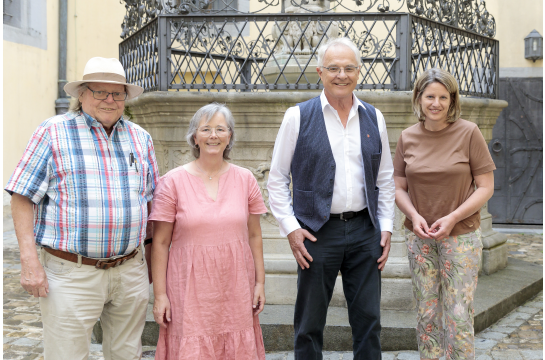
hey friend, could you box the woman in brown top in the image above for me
[393,68,495,360]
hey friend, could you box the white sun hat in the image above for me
[64,57,144,100]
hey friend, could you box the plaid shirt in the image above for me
[5,111,159,258]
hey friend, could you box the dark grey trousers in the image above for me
[294,210,383,360]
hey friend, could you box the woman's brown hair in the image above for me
[412,68,461,123]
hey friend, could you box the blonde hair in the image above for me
[68,83,88,113]
[412,68,461,123]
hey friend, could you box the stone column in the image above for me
[126,90,507,310]
[458,97,510,275]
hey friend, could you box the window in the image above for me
[3,0,21,28]
[3,0,47,49]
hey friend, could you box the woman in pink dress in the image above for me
[149,103,267,359]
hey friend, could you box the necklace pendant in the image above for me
[209,176,212,180]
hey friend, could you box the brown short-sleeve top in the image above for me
[393,119,496,236]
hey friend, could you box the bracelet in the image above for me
[144,238,153,246]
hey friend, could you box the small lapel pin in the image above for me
[367,134,370,138]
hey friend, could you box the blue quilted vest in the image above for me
[291,96,382,232]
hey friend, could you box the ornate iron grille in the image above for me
[120,19,160,91]
[119,13,498,97]
[120,0,495,38]
[411,16,498,97]
[118,0,499,98]
[163,14,401,91]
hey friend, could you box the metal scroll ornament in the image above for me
[120,0,161,39]
[458,0,496,37]
[120,0,496,39]
[407,0,495,37]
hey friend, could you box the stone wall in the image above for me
[126,91,508,309]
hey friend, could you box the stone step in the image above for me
[263,254,411,278]
[93,258,543,351]
[262,235,409,259]
[262,237,292,255]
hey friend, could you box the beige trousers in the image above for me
[39,246,149,360]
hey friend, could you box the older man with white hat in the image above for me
[5,57,159,359]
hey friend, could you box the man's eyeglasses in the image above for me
[198,125,231,137]
[87,87,128,101]
[321,66,360,75]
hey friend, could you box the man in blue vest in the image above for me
[267,37,396,359]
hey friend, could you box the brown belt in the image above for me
[43,247,139,270]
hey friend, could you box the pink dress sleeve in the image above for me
[248,173,268,215]
[149,174,178,222]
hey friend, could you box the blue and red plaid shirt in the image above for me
[5,111,159,258]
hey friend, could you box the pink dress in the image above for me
[149,164,268,360]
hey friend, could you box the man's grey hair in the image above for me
[316,37,362,67]
[186,103,236,160]
[68,83,89,113]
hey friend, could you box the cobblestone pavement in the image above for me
[505,233,543,266]
[3,229,543,360]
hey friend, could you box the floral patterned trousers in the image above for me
[405,229,482,360]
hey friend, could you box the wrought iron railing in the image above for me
[120,0,496,38]
[119,12,498,98]
[120,19,160,91]
[410,16,497,96]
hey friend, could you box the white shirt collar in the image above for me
[319,90,366,115]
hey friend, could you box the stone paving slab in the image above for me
[505,234,543,266]
[3,228,543,360]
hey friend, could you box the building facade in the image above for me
[3,0,543,224]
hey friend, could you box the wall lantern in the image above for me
[524,30,543,62]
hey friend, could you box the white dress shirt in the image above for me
[267,91,395,237]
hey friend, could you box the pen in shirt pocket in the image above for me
[129,153,139,173]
